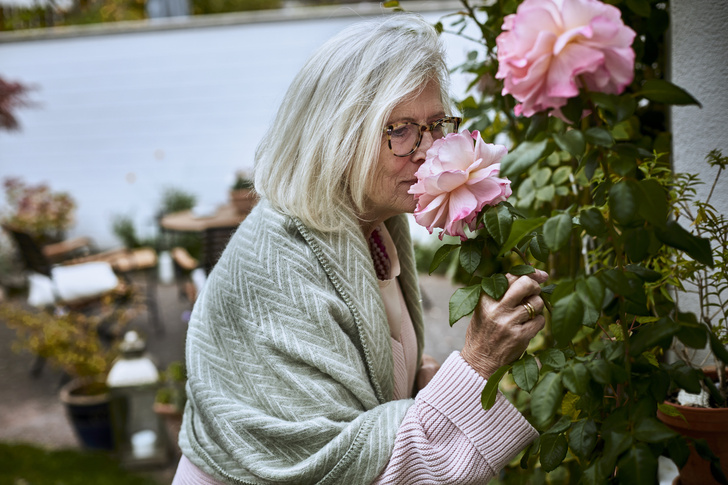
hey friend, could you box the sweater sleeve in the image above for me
[373,352,538,484]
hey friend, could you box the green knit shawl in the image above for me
[179,200,424,484]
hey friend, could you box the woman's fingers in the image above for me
[519,294,545,322]
[501,274,542,308]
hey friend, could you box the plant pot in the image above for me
[154,402,183,458]
[59,377,114,451]
[657,368,728,485]
[229,189,257,215]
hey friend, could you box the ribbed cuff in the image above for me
[416,351,538,472]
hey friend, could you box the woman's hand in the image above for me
[460,270,548,379]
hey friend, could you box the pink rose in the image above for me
[409,130,512,240]
[495,0,636,118]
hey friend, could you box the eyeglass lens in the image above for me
[389,120,457,156]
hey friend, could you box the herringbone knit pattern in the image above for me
[179,201,424,484]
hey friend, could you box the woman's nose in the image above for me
[412,131,434,163]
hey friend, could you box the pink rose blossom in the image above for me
[409,130,511,240]
[495,0,636,118]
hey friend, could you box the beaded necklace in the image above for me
[368,227,391,281]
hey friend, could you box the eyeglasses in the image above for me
[383,116,461,157]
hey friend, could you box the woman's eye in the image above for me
[391,126,411,139]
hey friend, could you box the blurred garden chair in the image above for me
[2,224,162,346]
[171,246,206,304]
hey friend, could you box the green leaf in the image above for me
[624,228,650,262]
[611,152,637,177]
[481,364,511,410]
[540,433,568,472]
[545,415,573,435]
[382,0,400,6]
[579,207,607,237]
[533,166,552,187]
[520,442,534,469]
[616,444,658,485]
[709,331,728,366]
[562,362,590,395]
[561,95,584,124]
[676,321,708,349]
[588,359,612,385]
[580,275,607,310]
[525,112,549,140]
[481,273,509,300]
[616,95,637,123]
[655,220,714,266]
[633,418,679,443]
[552,166,572,185]
[625,264,661,282]
[609,180,640,225]
[637,179,669,228]
[580,462,605,485]
[637,79,702,107]
[459,239,482,274]
[585,126,614,147]
[531,373,563,427]
[501,140,549,178]
[539,348,566,369]
[630,319,681,356]
[529,233,549,263]
[664,360,703,394]
[543,213,572,251]
[704,373,726,406]
[658,402,687,421]
[552,293,584,346]
[429,244,458,274]
[666,436,691,469]
[509,264,536,276]
[449,284,481,325]
[626,0,651,17]
[512,354,539,392]
[569,419,598,460]
[554,130,586,158]
[600,268,647,307]
[498,216,547,256]
[485,204,512,246]
[581,149,600,181]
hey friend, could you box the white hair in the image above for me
[253,12,453,232]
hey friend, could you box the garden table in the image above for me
[159,203,248,274]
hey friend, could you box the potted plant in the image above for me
[0,292,142,450]
[1,177,77,246]
[387,0,728,483]
[229,171,257,215]
[154,360,187,456]
[654,150,728,485]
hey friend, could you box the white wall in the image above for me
[0,2,473,248]
[671,0,728,207]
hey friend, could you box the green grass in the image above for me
[0,443,163,485]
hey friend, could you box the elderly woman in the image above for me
[173,12,546,485]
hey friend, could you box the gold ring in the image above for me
[522,301,536,320]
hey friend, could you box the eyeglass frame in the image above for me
[383,116,462,157]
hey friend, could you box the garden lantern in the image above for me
[107,330,169,467]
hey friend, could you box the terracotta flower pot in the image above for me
[657,368,728,485]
